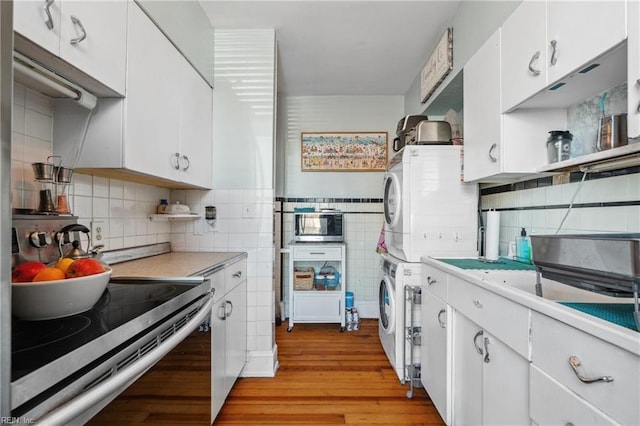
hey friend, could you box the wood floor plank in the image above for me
[88,319,445,425]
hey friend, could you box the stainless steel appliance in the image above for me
[10,216,214,423]
[531,233,640,331]
[393,115,428,152]
[294,210,344,242]
[406,120,452,145]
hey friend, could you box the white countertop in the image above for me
[422,256,640,356]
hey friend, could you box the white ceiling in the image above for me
[198,1,462,96]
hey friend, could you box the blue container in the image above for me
[345,291,354,309]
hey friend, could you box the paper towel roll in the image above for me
[485,210,500,261]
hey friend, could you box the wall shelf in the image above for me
[537,142,640,173]
[148,214,201,222]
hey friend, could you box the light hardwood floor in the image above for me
[89,319,445,425]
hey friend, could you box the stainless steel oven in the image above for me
[9,216,215,424]
[294,211,343,242]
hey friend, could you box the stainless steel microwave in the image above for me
[294,211,344,242]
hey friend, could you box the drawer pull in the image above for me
[427,276,437,286]
[309,252,325,255]
[568,356,614,383]
[473,330,484,355]
[437,309,446,328]
[473,299,483,309]
[483,336,491,363]
[232,271,242,279]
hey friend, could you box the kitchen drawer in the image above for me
[225,259,247,293]
[422,264,448,302]
[531,312,640,425]
[293,246,342,260]
[293,292,342,322]
[530,365,617,426]
[449,277,530,358]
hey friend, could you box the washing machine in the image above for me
[383,145,479,262]
[378,253,422,383]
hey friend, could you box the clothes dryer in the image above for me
[378,253,422,383]
[383,145,479,262]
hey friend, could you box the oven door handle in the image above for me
[36,292,214,425]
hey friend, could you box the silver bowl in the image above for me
[32,162,55,181]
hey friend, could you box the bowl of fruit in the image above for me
[11,257,112,320]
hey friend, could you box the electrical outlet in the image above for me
[91,220,105,242]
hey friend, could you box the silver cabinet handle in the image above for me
[550,39,558,66]
[473,299,484,309]
[427,276,437,286]
[217,304,227,320]
[225,300,234,317]
[180,155,190,171]
[437,309,446,328]
[528,51,541,76]
[173,153,181,170]
[473,330,484,355]
[232,271,243,279]
[43,0,55,30]
[69,15,87,45]
[568,356,613,383]
[488,143,498,162]
[483,336,491,363]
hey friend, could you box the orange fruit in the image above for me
[32,267,66,282]
[55,258,75,274]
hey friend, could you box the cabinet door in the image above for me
[14,0,61,55]
[547,1,626,84]
[421,293,450,425]
[452,313,483,425]
[178,57,213,188]
[59,1,127,95]
[211,297,226,422]
[628,0,640,140]
[482,330,530,425]
[124,3,181,181]
[463,29,502,182]
[500,1,547,112]
[224,281,247,396]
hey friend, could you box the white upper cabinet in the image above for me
[463,29,567,182]
[628,0,640,140]
[501,0,626,112]
[546,1,626,84]
[14,0,127,95]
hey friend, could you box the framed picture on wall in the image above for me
[301,132,388,171]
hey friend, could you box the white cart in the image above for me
[287,241,346,332]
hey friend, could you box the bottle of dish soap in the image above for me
[516,228,532,264]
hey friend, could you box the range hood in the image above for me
[13,51,97,110]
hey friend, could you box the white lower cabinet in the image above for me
[209,259,247,423]
[452,313,530,426]
[421,291,451,425]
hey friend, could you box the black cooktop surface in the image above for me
[11,281,197,382]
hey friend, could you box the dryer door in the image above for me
[378,275,396,334]
[383,170,402,231]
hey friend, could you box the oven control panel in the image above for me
[12,215,79,265]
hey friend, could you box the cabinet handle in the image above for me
[483,336,491,363]
[42,0,55,30]
[173,153,181,170]
[427,276,437,286]
[69,15,87,45]
[232,271,242,279]
[568,356,613,383]
[309,252,325,255]
[488,143,498,162]
[437,309,446,328]
[225,300,234,317]
[217,304,227,320]
[473,299,484,309]
[473,330,484,355]
[550,40,558,66]
[180,155,190,171]
[528,51,541,76]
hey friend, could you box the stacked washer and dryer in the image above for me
[378,116,478,396]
